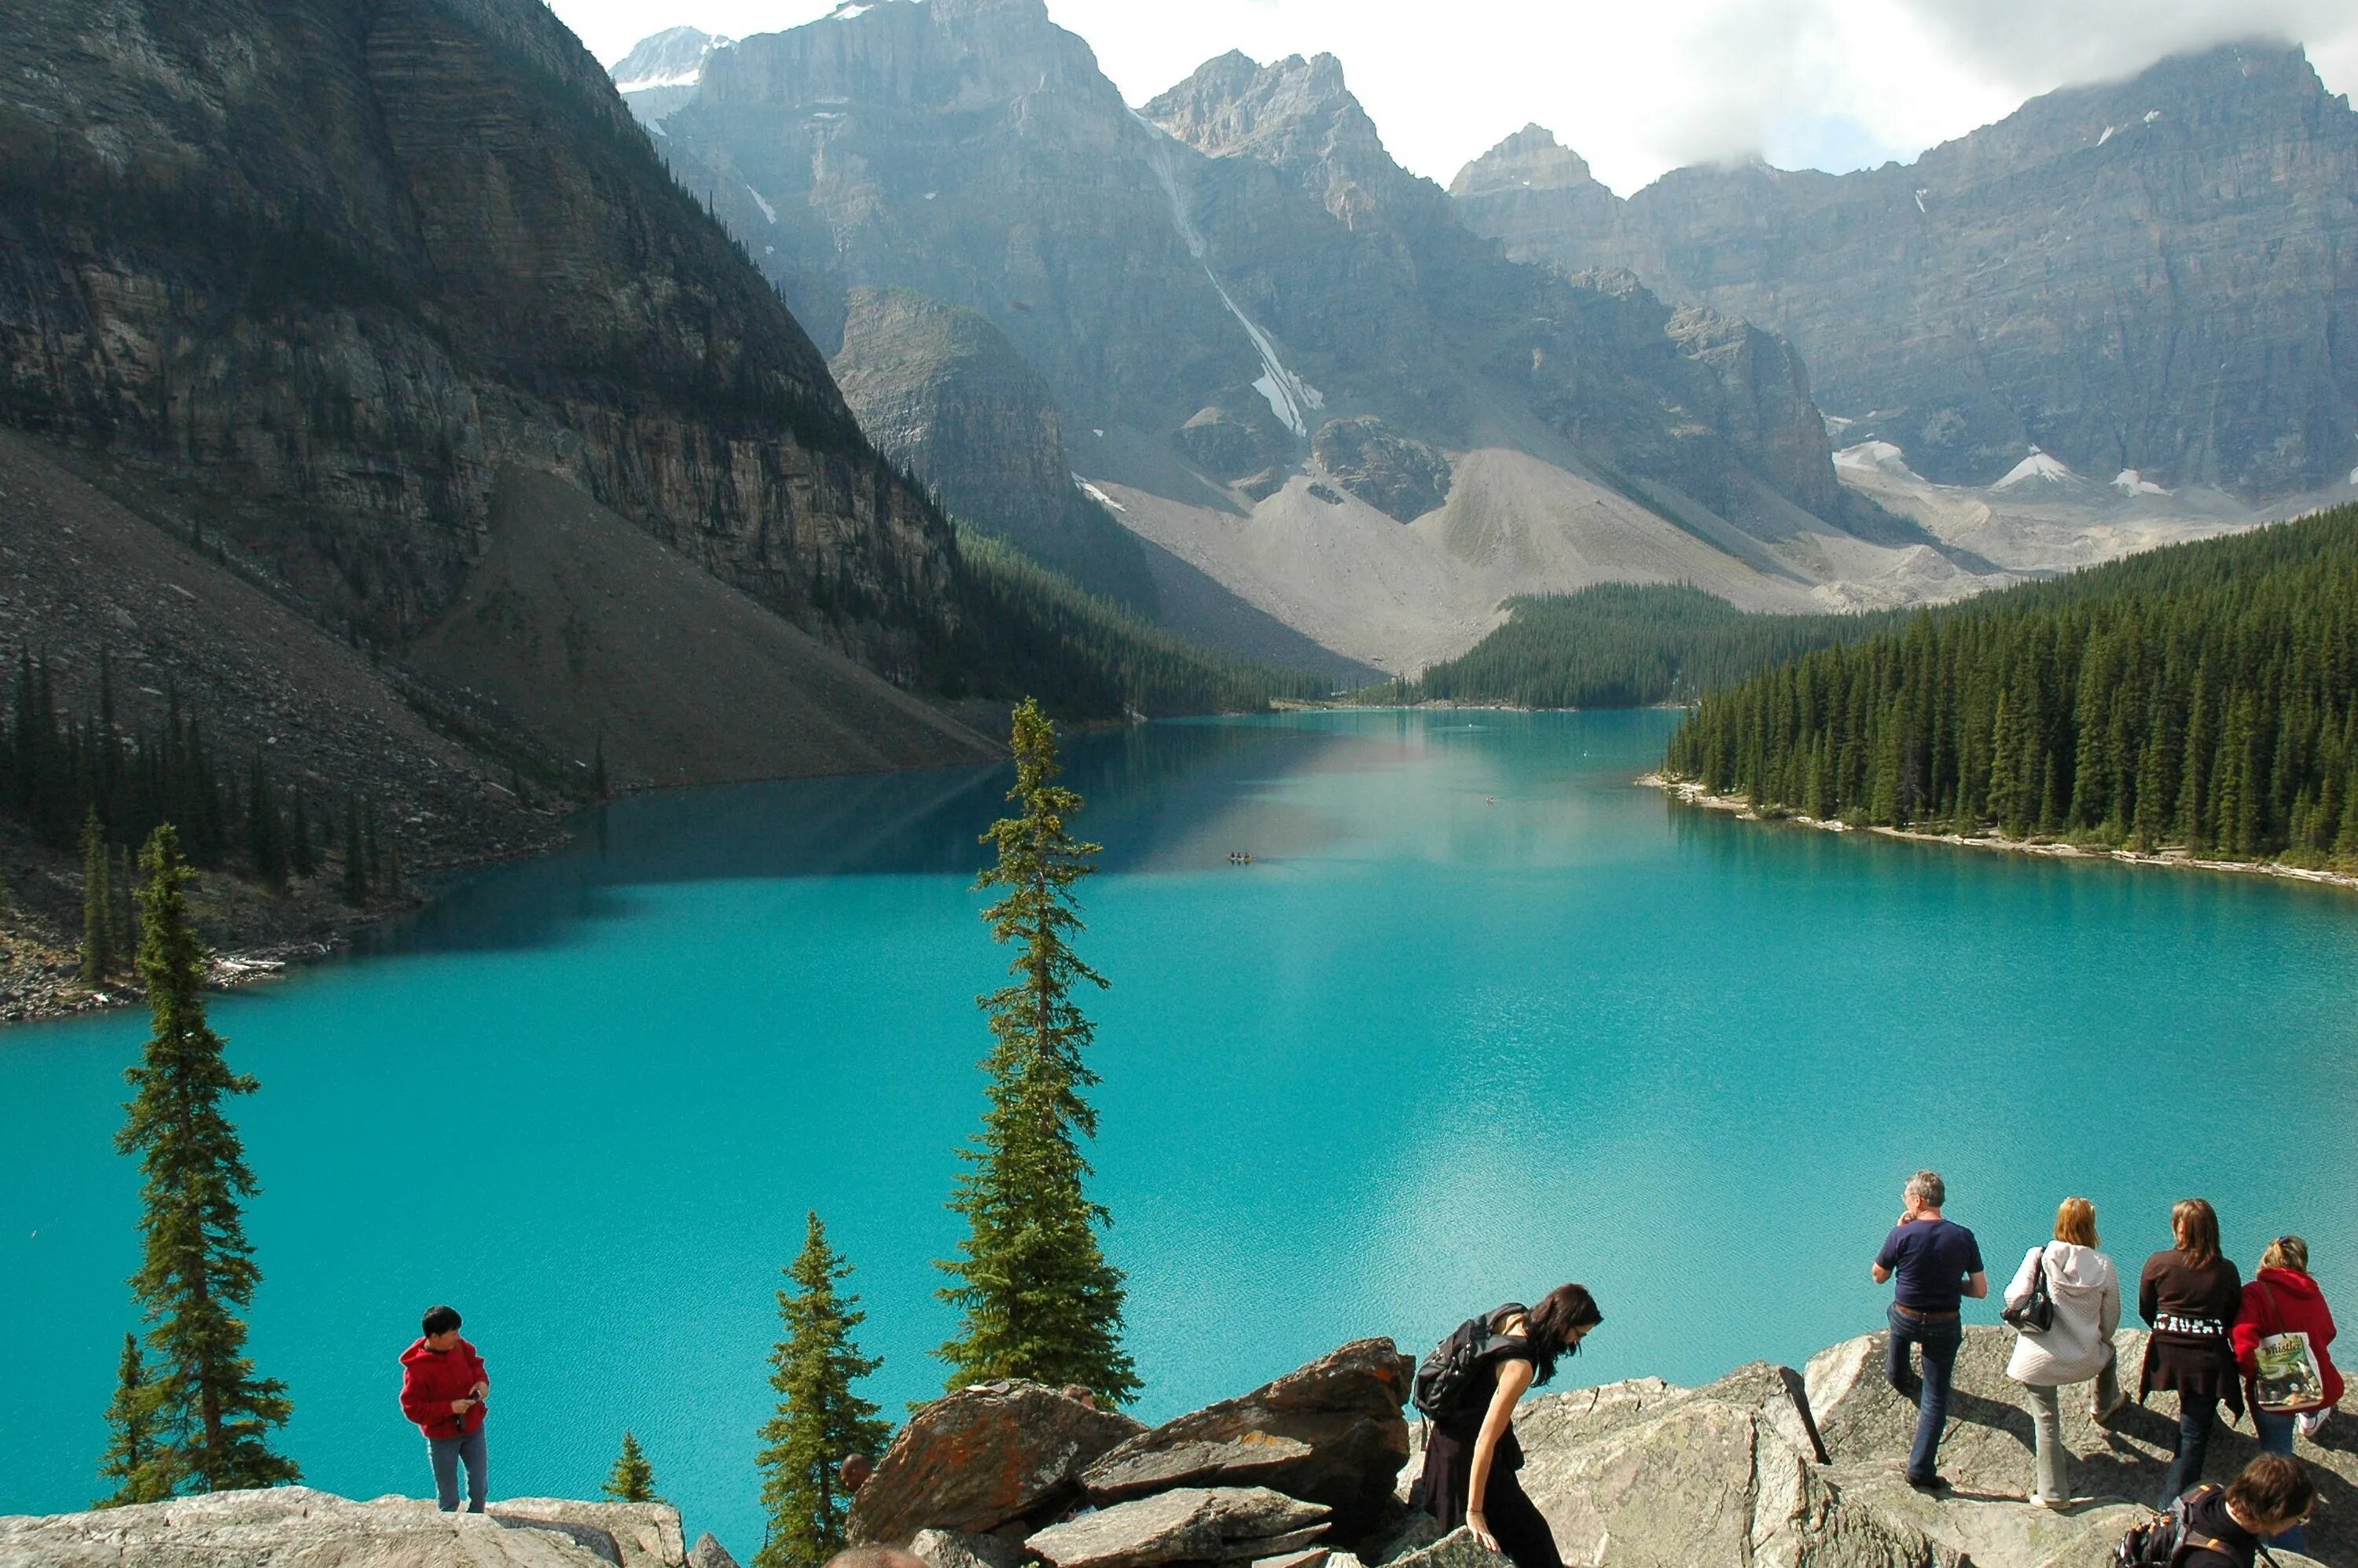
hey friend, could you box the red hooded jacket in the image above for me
[2233,1267,2342,1412]
[399,1336,490,1439]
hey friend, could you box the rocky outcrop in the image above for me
[1084,1339,1413,1540]
[0,1488,689,1568]
[1311,420,1452,523]
[1026,1486,1329,1568]
[1452,45,2358,496]
[848,1379,1147,1547]
[613,27,732,126]
[831,286,1159,609]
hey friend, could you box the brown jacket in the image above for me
[2139,1249,2243,1416]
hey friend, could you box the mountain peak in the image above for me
[610,26,728,92]
[1449,123,1598,199]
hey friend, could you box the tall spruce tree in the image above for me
[94,1331,166,1507]
[116,824,298,1493]
[81,806,116,982]
[603,1430,659,1504]
[756,1213,888,1568]
[937,699,1138,1405]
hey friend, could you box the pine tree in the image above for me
[116,824,298,1493]
[756,1213,889,1568]
[937,700,1139,1405]
[246,755,285,891]
[94,1331,167,1507]
[81,806,116,982]
[602,1430,659,1504]
[288,795,315,880]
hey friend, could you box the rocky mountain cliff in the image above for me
[1453,42,2358,496]
[0,0,960,680]
[632,0,1974,672]
[613,25,730,125]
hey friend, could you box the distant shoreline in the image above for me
[1640,772,2358,895]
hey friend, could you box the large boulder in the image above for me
[0,1487,689,1568]
[1027,1486,1330,1568]
[1084,1341,1413,1540]
[850,1380,1147,1546]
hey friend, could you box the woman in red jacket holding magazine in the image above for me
[2232,1235,2341,1555]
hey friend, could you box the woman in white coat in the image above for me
[2005,1196,2125,1507]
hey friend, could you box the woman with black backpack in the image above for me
[1416,1285,1604,1568]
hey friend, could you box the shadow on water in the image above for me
[363,718,1404,960]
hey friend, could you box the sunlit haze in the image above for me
[547,0,2358,194]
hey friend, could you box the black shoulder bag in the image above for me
[2003,1245,2055,1333]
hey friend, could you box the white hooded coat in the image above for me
[2005,1241,2122,1386]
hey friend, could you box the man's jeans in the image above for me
[1886,1305,1962,1483]
[428,1428,487,1513]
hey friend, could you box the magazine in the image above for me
[2253,1330,2327,1412]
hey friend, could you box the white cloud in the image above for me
[547,0,2358,194]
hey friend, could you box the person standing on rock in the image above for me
[1422,1284,1603,1568]
[399,1304,491,1513]
[2230,1234,2338,1555]
[2004,1196,2124,1508]
[1870,1170,1988,1493]
[2139,1199,2242,1510]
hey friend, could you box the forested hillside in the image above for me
[1364,585,1897,708]
[1662,505,2358,865]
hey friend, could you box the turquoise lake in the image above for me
[6,709,2357,1555]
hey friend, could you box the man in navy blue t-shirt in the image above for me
[1871,1170,1989,1489]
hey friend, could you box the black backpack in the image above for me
[2114,1485,2272,1568]
[1412,1304,1526,1421]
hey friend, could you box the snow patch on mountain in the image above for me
[1993,449,2076,490]
[1834,441,1918,479]
[744,184,777,225]
[2113,468,2169,497]
[1129,108,1323,439]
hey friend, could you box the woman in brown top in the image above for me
[2139,1198,2243,1509]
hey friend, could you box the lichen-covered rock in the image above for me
[1025,1486,1330,1568]
[0,1488,688,1568]
[848,1379,1146,1546]
[1376,1529,1513,1568]
[1084,1340,1412,1539]
[1310,420,1453,523]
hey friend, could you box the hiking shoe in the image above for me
[1906,1474,1952,1494]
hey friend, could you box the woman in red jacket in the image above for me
[399,1304,490,1513]
[2232,1235,2341,1555]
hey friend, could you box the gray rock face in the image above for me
[687,1533,744,1568]
[0,0,960,674]
[0,1488,689,1568]
[912,1527,1026,1568]
[634,3,1886,604]
[848,1379,1148,1546]
[612,27,730,126]
[1311,419,1452,523]
[1025,1486,1330,1568]
[1452,44,2358,496]
[1083,1339,1413,1540]
[831,285,1159,608]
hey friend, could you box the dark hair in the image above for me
[2227,1453,2314,1528]
[1520,1284,1604,1386]
[422,1304,461,1337]
[2172,1199,2222,1268]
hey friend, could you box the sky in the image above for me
[548,0,2358,195]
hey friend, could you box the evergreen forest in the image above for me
[1354,584,1900,709]
[1661,504,2358,865]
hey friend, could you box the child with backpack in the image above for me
[1411,1285,1603,1568]
[2116,1453,2314,1568]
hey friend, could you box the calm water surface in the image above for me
[6,711,2356,1555]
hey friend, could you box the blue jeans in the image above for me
[2158,1400,2213,1511]
[1886,1305,1962,1482]
[2253,1409,2306,1553]
[429,1427,487,1512]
